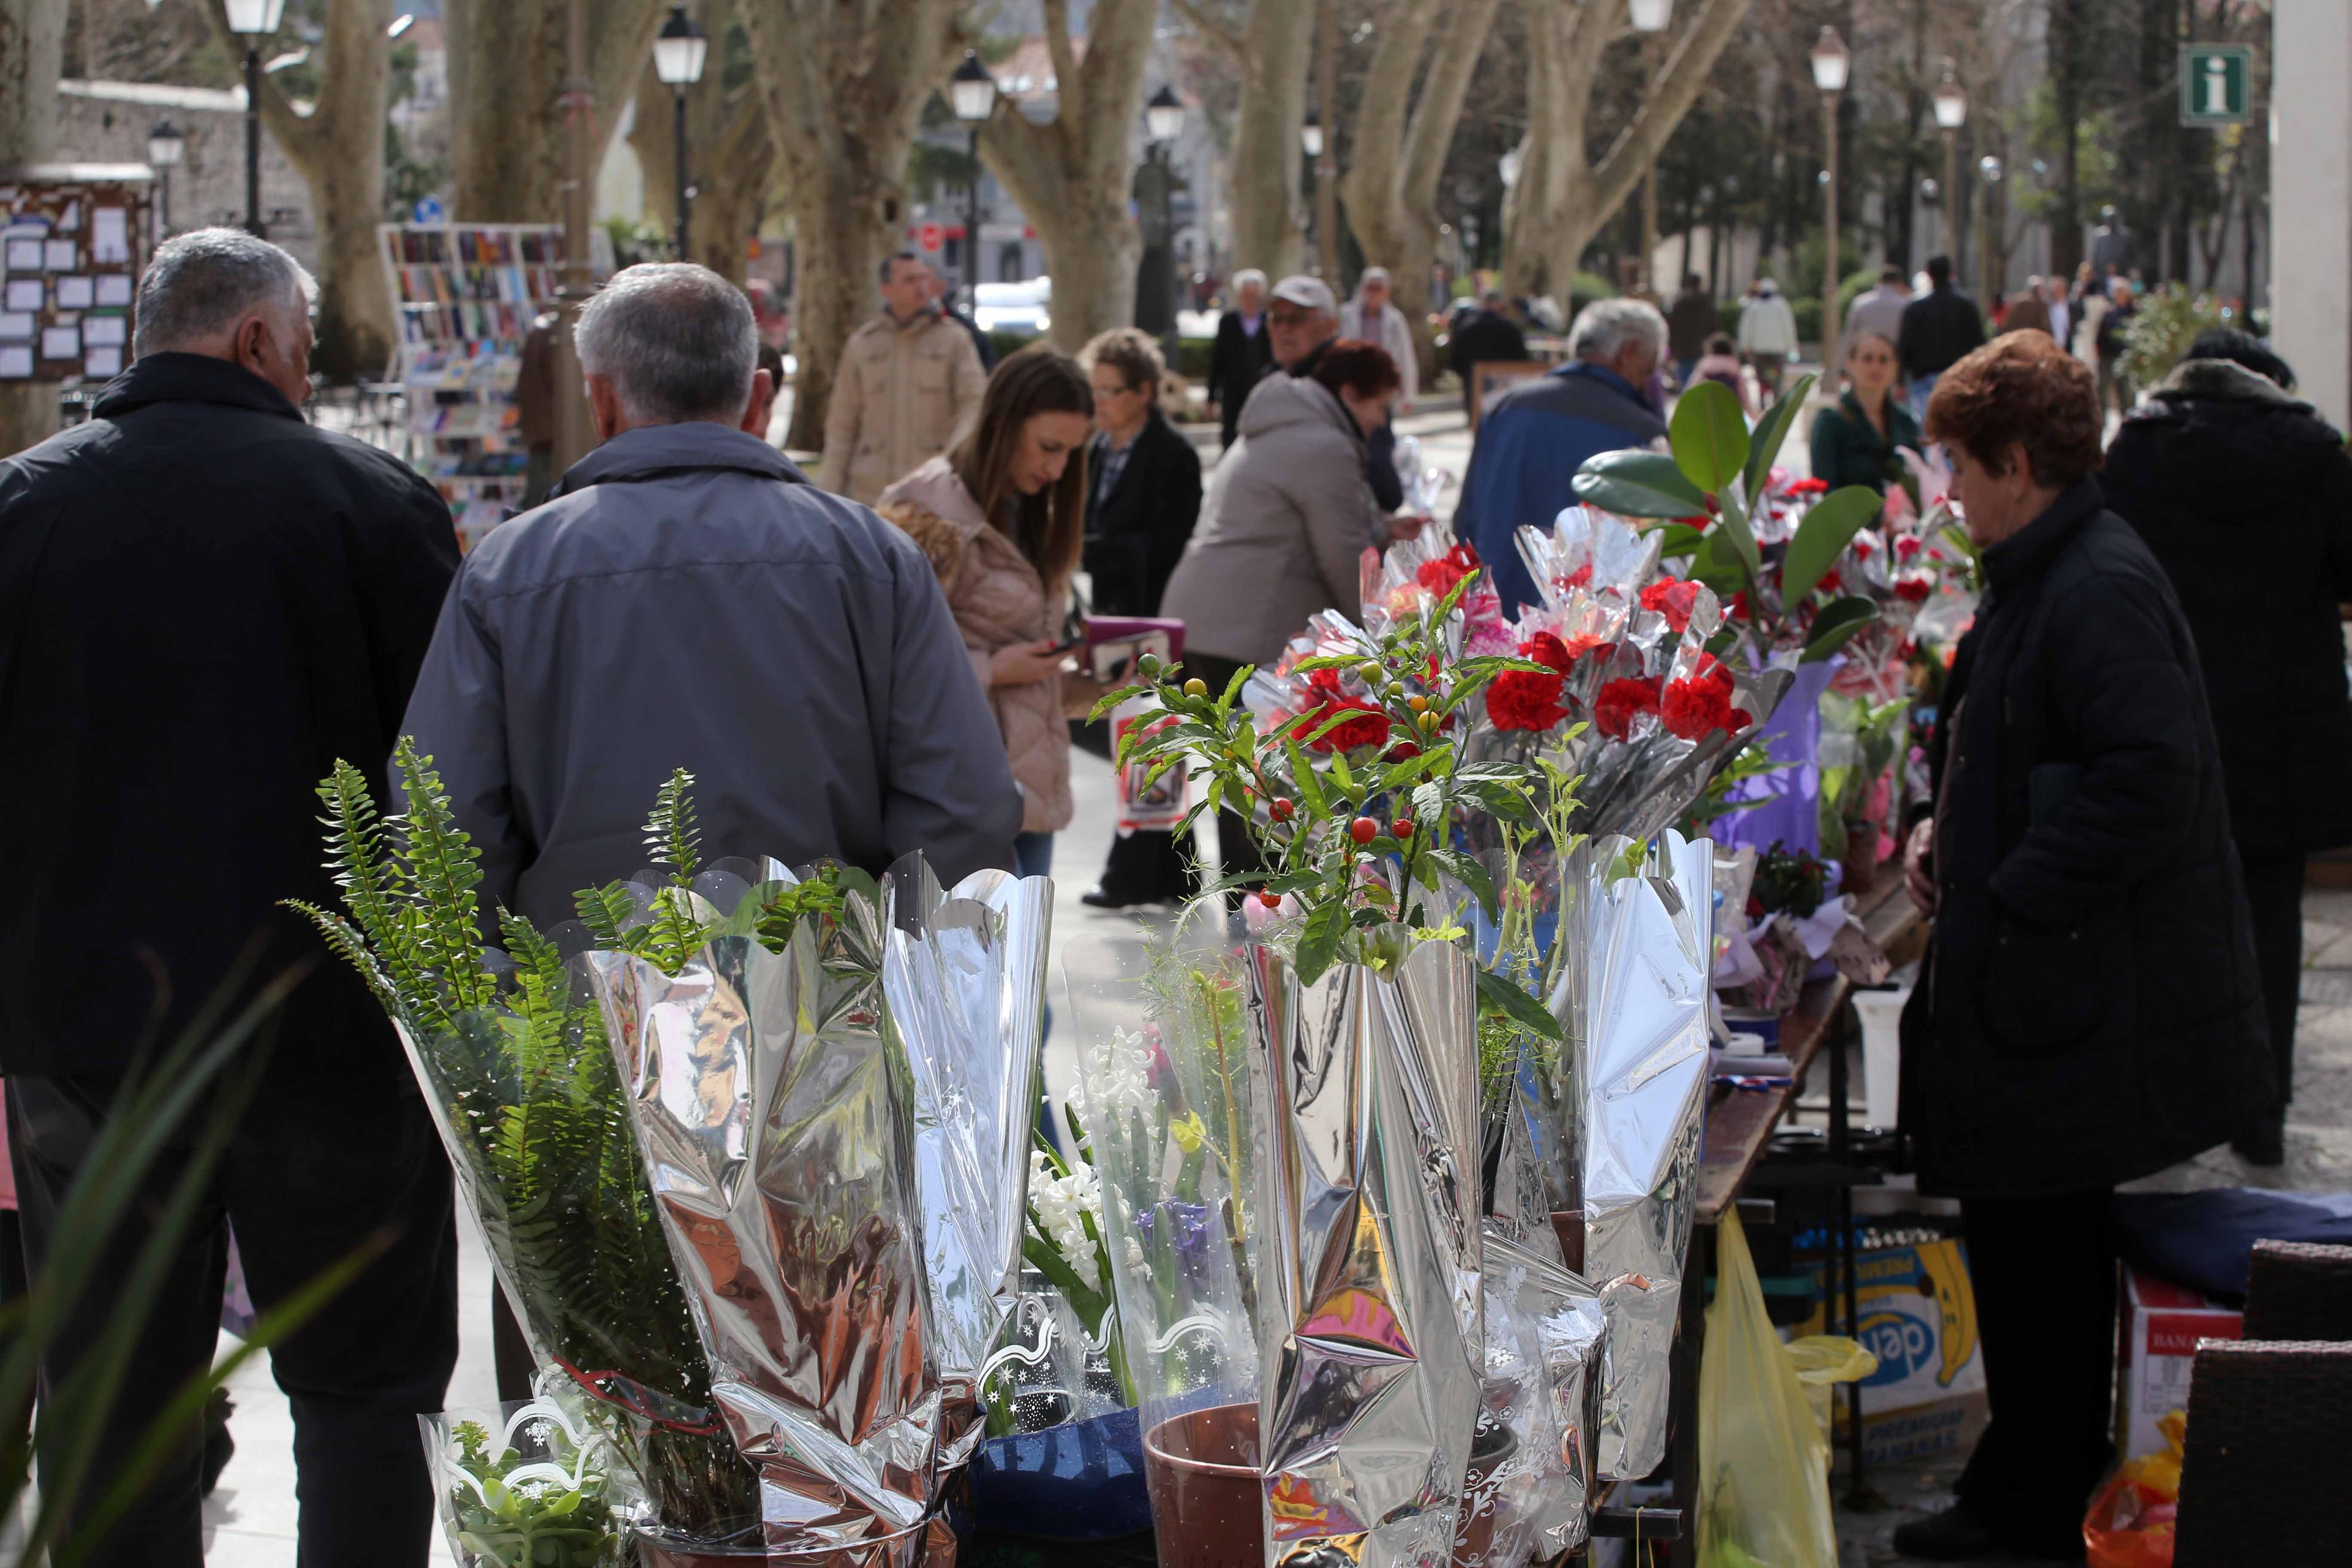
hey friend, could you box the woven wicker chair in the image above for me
[2174,1339,2352,1564]
[2241,1238,2352,1342]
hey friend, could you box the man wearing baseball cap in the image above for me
[1261,273,1401,511]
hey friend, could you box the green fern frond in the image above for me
[388,738,492,1012]
[644,768,701,889]
[574,883,644,953]
[284,900,401,1017]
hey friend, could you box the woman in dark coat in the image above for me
[1894,333,2271,1564]
[2100,329,2352,1166]
[1078,328,1205,908]
[1807,330,1922,494]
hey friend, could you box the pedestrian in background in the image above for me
[1895,331,2268,1564]
[2095,278,2139,415]
[1207,267,1275,453]
[1267,274,1403,513]
[2101,327,2352,1167]
[929,262,997,372]
[1341,266,1420,415]
[1076,328,1204,910]
[1447,287,1531,395]
[1163,342,1404,897]
[1809,332,1920,495]
[2003,276,2052,337]
[0,228,462,1567]
[1665,271,1719,386]
[1735,276,1798,398]
[880,349,1096,881]
[821,249,987,503]
[2043,275,2073,358]
[1844,263,1912,355]
[1691,331,1752,414]
[1896,253,1984,415]
[1455,298,1669,617]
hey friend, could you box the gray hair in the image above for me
[1568,297,1668,367]
[573,262,758,425]
[132,227,315,358]
[1232,268,1268,296]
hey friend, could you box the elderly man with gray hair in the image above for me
[0,227,461,1564]
[401,263,1020,938]
[1453,295,1669,616]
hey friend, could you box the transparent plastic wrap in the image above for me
[1063,910,1265,1568]
[1248,937,1483,1568]
[1458,1226,1610,1567]
[1581,829,1713,1481]
[587,854,1047,1561]
[421,1380,641,1568]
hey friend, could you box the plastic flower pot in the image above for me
[631,1512,937,1567]
[1450,1410,1521,1567]
[1142,1401,1262,1568]
[971,1405,1153,1539]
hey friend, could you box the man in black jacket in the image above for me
[2101,330,2352,1165]
[0,229,461,1566]
[1447,288,1531,395]
[1205,268,1273,453]
[1895,333,2268,1563]
[1896,254,1984,414]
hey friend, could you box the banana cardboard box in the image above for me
[2117,1267,2239,1464]
[1798,1235,1987,1468]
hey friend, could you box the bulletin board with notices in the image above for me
[0,164,152,386]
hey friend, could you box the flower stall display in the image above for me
[425,1382,633,1568]
[298,746,1047,1565]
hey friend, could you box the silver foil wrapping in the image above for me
[1580,830,1712,1481]
[1460,1226,1610,1565]
[1247,938,1483,1567]
[590,856,1047,1558]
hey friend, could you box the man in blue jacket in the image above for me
[1454,298,1668,616]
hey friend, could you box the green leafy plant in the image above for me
[1574,377,1887,665]
[439,1411,622,1568]
[1095,575,1562,1041]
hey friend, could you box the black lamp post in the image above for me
[146,119,186,240]
[949,52,998,305]
[222,0,285,238]
[1145,85,1187,341]
[652,4,709,261]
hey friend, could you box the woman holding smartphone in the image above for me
[879,348,1095,878]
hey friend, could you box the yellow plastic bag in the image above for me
[1697,1212,1844,1568]
[1784,1333,1879,1452]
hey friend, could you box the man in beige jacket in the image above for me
[822,252,988,503]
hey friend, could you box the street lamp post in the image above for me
[1630,0,1673,299]
[1313,0,1340,281]
[222,0,285,238]
[1300,110,1325,271]
[1932,66,1968,283]
[651,5,709,263]
[1979,154,2003,304]
[1812,26,1850,391]
[1145,85,1188,353]
[949,52,998,307]
[146,119,185,242]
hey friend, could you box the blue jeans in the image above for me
[1908,373,1940,418]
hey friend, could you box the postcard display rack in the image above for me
[0,166,151,387]
[379,222,562,540]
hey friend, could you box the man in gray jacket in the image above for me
[400,263,1021,930]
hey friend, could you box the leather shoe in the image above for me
[1080,885,1145,910]
[2233,1116,2285,1166]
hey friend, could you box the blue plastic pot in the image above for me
[969,1406,1155,1541]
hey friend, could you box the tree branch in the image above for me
[1399,0,1500,207]
[1041,0,1082,120]
[1169,0,1244,59]
[1585,0,1752,224]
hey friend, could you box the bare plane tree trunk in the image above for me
[445,0,662,223]
[0,0,64,457]
[976,0,1155,351]
[1501,0,1752,300]
[206,0,397,381]
[737,0,958,454]
[1177,0,1312,277]
[1336,0,1502,347]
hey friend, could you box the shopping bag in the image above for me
[1697,1211,1839,1568]
[1784,1333,1879,1452]
[2084,1409,2184,1568]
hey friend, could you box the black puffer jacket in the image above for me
[1902,481,2271,1196]
[2101,358,2352,859]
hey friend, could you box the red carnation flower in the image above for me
[1894,576,1931,603]
[1893,534,1924,562]
[1594,677,1660,741]
[1639,578,1702,635]
[1294,696,1390,754]
[1561,632,1608,663]
[1415,541,1482,598]
[1487,634,1574,731]
[1560,562,1594,591]
[1789,477,1830,495]
[1814,568,1842,597]
[1660,654,1752,741]
[1728,589,1753,622]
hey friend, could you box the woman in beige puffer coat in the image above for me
[877,349,1096,878]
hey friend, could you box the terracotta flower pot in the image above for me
[1142,1402,1262,1568]
[1450,1411,1520,1567]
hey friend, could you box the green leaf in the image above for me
[1647,521,1709,560]
[1711,489,1763,582]
[1690,526,1749,595]
[1283,739,1327,818]
[1572,450,1709,519]
[1781,485,1883,607]
[1801,595,1880,663]
[1427,848,1498,921]
[1087,682,1149,723]
[1295,901,1349,987]
[1668,379,1750,493]
[1476,966,1564,1041]
[1743,371,1818,503]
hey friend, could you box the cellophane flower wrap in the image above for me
[423,1380,640,1568]
[586,850,1047,1563]
[291,745,763,1549]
